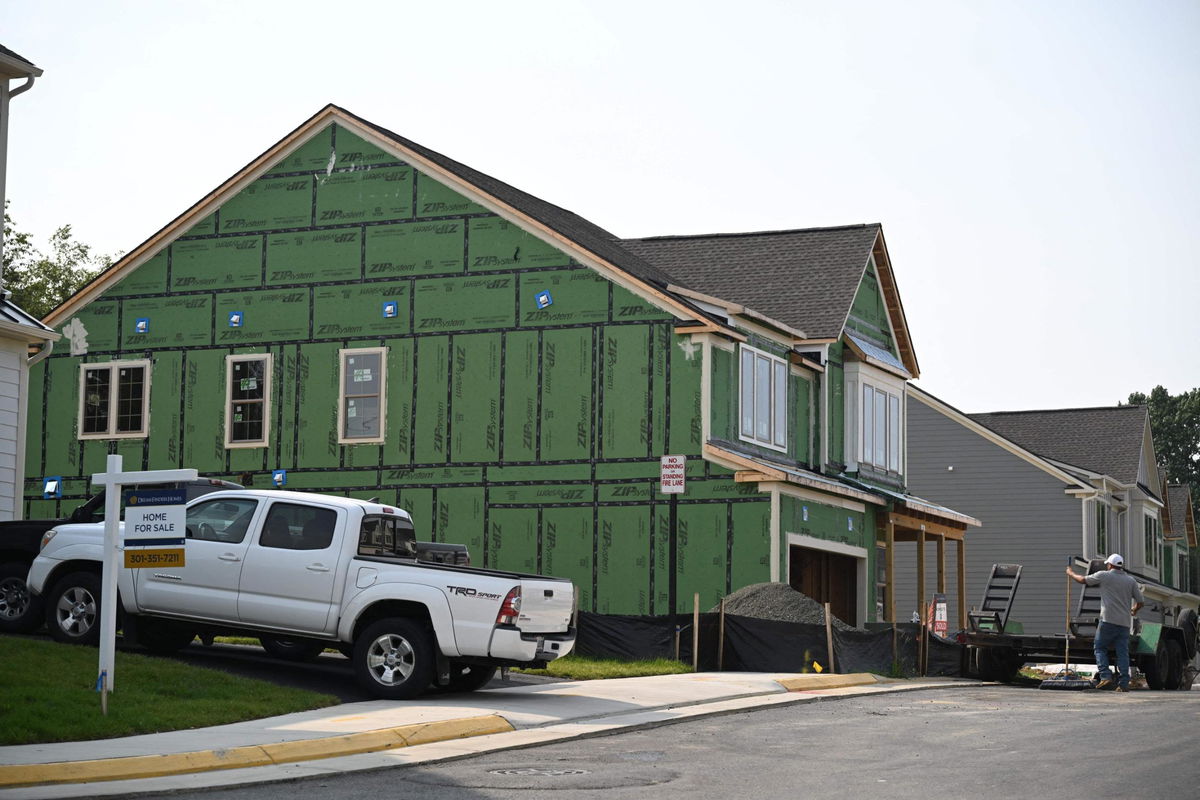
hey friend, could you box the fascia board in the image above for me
[667,285,807,340]
[0,319,60,343]
[0,53,42,79]
[908,384,1092,491]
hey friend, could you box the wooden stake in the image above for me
[692,592,700,672]
[824,601,836,673]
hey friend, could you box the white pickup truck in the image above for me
[28,489,576,699]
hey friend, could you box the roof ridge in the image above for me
[622,223,880,243]
[971,405,1146,417]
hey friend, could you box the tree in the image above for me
[2,202,116,319]
[1127,386,1200,492]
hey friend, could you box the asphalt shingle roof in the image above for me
[1166,484,1194,540]
[619,225,880,339]
[340,105,681,294]
[969,406,1149,485]
[0,44,37,67]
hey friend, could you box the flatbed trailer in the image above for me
[961,561,1198,689]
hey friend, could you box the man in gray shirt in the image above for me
[1067,554,1144,691]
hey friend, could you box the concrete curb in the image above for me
[774,673,881,692]
[0,714,513,790]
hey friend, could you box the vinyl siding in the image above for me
[0,339,25,519]
[896,397,1082,635]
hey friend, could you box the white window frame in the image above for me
[844,362,905,474]
[337,346,387,444]
[738,344,788,452]
[224,354,272,449]
[77,359,152,440]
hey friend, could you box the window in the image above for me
[259,503,337,551]
[78,361,151,439]
[359,514,417,559]
[225,354,271,448]
[1144,514,1161,569]
[1179,552,1190,593]
[739,345,788,450]
[339,347,387,443]
[1095,502,1108,555]
[186,498,259,543]
[861,382,902,472]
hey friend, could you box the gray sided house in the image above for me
[28,105,974,622]
[1163,483,1197,595]
[902,387,1198,635]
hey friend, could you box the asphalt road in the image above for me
[139,685,1199,800]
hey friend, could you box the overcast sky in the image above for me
[5,0,1198,414]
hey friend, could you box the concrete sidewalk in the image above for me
[0,672,975,799]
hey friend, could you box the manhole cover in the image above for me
[488,768,591,776]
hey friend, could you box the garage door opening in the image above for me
[789,544,858,626]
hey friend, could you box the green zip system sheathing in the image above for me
[27,122,775,614]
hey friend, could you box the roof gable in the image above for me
[622,225,920,375]
[45,105,709,330]
[968,405,1150,485]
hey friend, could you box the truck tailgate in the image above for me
[517,578,574,633]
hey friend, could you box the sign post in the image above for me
[92,455,196,709]
[660,455,685,635]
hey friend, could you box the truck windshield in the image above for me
[359,515,417,559]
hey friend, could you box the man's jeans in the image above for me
[1094,621,1131,687]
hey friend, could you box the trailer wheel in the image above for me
[977,647,1021,682]
[1178,609,1198,661]
[1164,640,1184,691]
[353,617,434,700]
[1146,641,1170,690]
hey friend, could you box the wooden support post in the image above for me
[718,598,726,671]
[956,538,967,632]
[885,517,895,622]
[936,535,946,594]
[917,526,926,677]
[692,592,700,673]
[824,602,836,673]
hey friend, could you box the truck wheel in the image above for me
[46,571,102,645]
[0,561,43,634]
[353,617,434,700]
[1164,640,1184,691]
[1146,641,1170,690]
[442,663,497,693]
[132,616,196,654]
[260,636,327,662]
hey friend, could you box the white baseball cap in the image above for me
[1105,553,1124,567]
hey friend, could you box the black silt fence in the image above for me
[575,612,964,677]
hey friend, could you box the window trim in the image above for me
[77,359,152,440]
[845,362,905,474]
[737,344,788,452]
[337,346,388,445]
[224,353,272,449]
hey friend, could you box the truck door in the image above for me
[237,500,344,634]
[135,497,260,621]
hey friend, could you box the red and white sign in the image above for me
[660,455,686,494]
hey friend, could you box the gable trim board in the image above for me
[44,105,721,339]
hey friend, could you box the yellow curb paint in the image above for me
[0,714,512,789]
[775,673,879,692]
[400,715,514,747]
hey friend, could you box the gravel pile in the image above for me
[713,582,862,632]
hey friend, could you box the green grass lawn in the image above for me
[513,654,691,680]
[0,637,339,746]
